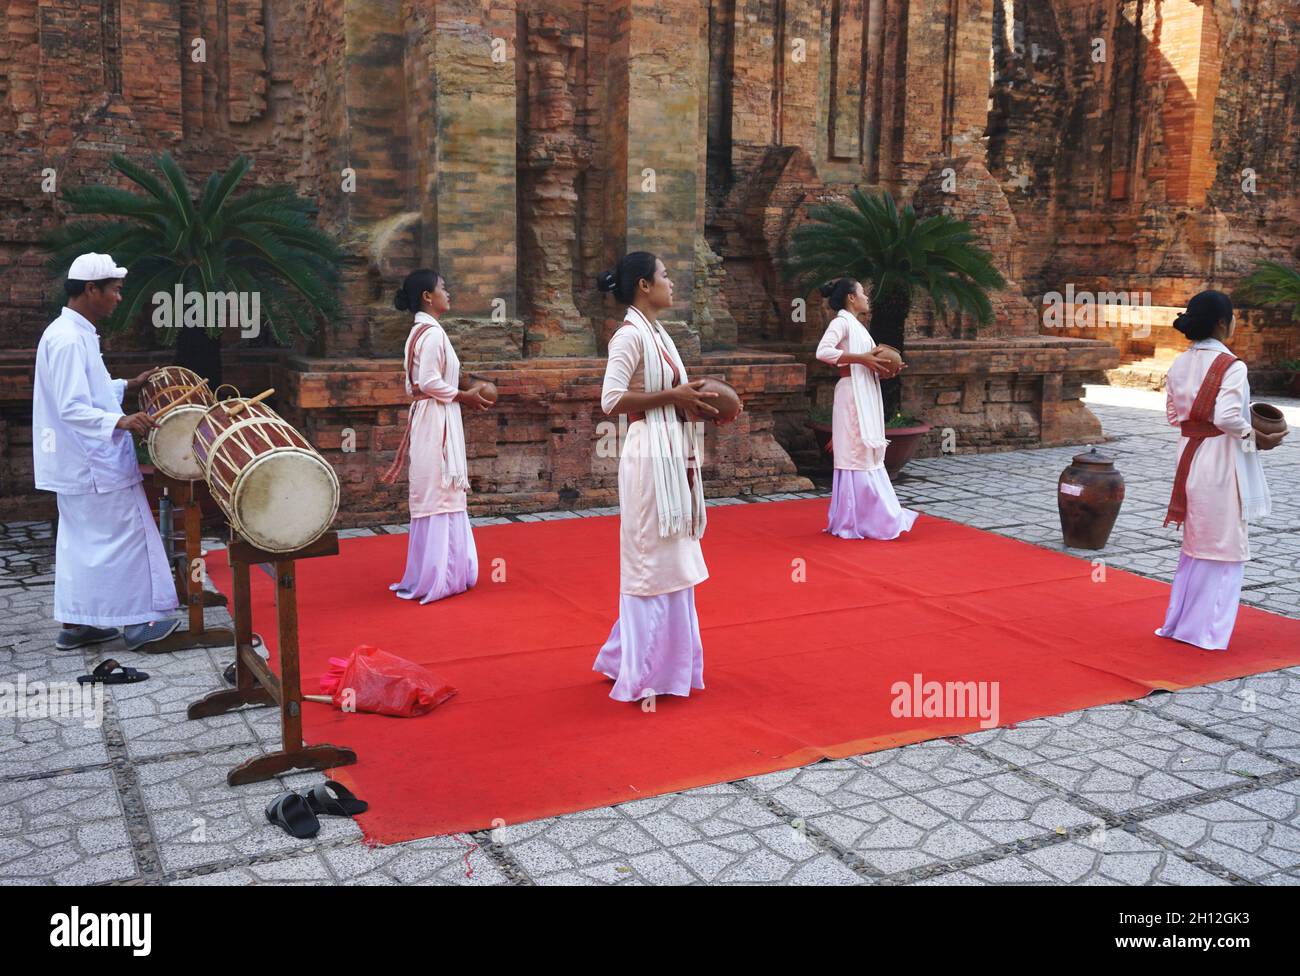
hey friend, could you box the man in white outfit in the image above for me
[33,252,180,651]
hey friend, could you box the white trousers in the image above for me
[54,483,178,626]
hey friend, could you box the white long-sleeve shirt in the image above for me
[32,307,139,495]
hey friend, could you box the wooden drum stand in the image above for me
[186,530,357,786]
[143,472,233,654]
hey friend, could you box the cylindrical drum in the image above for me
[192,399,340,552]
[139,365,215,481]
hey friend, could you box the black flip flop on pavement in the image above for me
[264,792,320,839]
[303,780,369,817]
[77,659,149,685]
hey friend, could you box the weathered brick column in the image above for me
[518,8,596,357]
[605,0,706,353]
[432,0,521,357]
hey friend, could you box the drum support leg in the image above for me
[186,532,356,786]
[145,473,234,655]
[225,745,358,786]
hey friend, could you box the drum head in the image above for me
[149,407,206,480]
[232,451,339,553]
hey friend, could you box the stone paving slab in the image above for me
[1,391,1298,885]
[0,820,138,886]
[1140,780,1300,882]
[929,829,1232,886]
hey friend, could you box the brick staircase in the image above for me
[1105,350,1178,390]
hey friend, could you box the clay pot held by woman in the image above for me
[470,380,498,405]
[689,377,742,423]
[872,344,904,377]
[1250,402,1287,450]
[1057,446,1125,549]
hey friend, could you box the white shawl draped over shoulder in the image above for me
[1235,362,1271,522]
[623,306,707,540]
[816,308,889,466]
[409,311,469,492]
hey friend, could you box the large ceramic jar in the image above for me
[1057,446,1125,549]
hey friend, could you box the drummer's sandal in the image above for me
[77,659,149,685]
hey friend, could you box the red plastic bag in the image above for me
[318,645,456,717]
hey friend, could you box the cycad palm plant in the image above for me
[785,190,1006,419]
[1238,260,1300,321]
[44,153,342,386]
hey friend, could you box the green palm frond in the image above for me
[1238,261,1300,320]
[109,154,172,202]
[784,189,1007,327]
[41,153,343,343]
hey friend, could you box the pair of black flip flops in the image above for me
[265,780,368,839]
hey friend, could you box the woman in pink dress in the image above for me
[382,268,492,604]
[592,251,727,702]
[814,278,918,540]
[1157,290,1282,650]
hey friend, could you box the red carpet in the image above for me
[208,499,1300,844]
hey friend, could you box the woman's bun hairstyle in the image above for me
[597,252,658,304]
[395,268,441,314]
[819,278,857,312]
[1173,289,1233,343]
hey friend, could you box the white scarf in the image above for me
[1198,339,1272,522]
[1238,385,1272,522]
[625,306,706,540]
[410,312,469,491]
[838,309,889,466]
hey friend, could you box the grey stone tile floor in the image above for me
[1,385,1297,886]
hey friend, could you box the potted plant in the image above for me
[783,189,1006,421]
[43,153,344,387]
[803,407,932,480]
[884,410,932,480]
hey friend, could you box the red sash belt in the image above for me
[625,408,689,425]
[1164,352,1237,528]
[380,393,436,485]
[839,365,852,378]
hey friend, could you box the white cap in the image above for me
[67,252,128,281]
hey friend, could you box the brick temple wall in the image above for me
[3,1,1295,524]
[987,0,1300,340]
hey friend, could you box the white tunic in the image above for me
[402,314,468,518]
[1164,339,1253,561]
[33,307,177,625]
[815,309,888,471]
[601,323,709,596]
[32,307,138,493]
